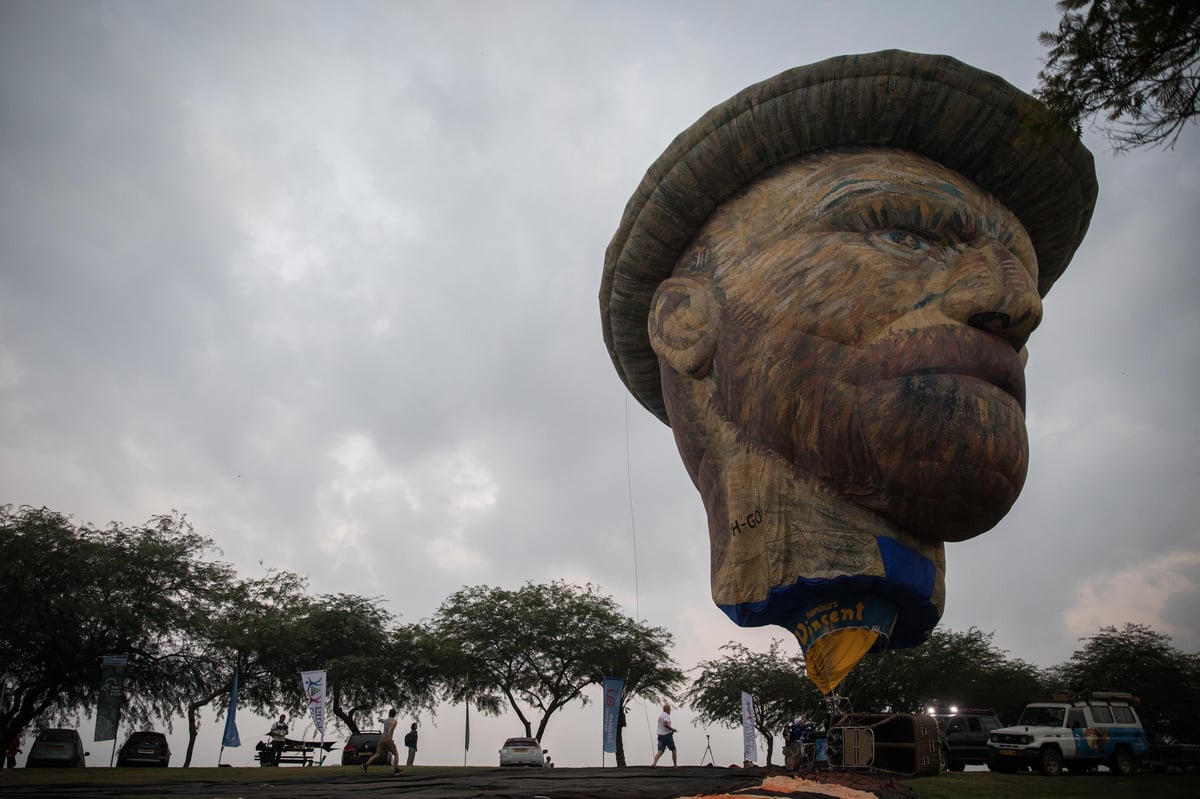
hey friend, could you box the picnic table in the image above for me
[254,736,336,766]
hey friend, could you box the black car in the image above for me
[935,708,1003,771]
[116,731,170,767]
[25,728,88,768]
[341,731,390,766]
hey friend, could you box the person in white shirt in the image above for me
[651,703,678,766]
[268,714,288,764]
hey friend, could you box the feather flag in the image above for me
[221,670,241,748]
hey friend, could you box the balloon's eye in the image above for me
[882,230,932,253]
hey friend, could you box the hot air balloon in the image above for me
[600,51,1097,691]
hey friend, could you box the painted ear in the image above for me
[649,276,718,378]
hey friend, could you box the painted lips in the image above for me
[846,325,1028,411]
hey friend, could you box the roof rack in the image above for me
[1048,690,1139,704]
[1082,690,1138,703]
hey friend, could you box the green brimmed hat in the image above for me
[600,49,1098,425]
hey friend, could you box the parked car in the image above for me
[341,731,389,766]
[987,691,1149,776]
[25,728,88,768]
[499,736,544,767]
[934,708,1003,771]
[116,731,170,767]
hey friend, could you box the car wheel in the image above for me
[1110,747,1135,777]
[1039,747,1064,776]
[938,745,948,773]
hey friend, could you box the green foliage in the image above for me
[1047,623,1200,743]
[428,580,679,743]
[291,595,439,733]
[186,576,436,762]
[684,639,822,765]
[838,628,1046,724]
[1037,0,1200,150]
[0,506,433,766]
[0,505,234,750]
[174,569,311,765]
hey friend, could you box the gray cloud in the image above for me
[3,0,1197,768]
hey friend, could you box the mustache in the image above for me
[843,325,1028,410]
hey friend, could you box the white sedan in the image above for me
[498,737,544,767]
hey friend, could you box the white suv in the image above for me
[987,691,1148,776]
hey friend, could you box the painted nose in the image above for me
[941,240,1042,350]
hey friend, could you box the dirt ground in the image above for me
[0,765,915,799]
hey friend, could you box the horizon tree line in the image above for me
[3,504,1197,767]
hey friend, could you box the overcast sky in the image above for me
[3,0,1198,769]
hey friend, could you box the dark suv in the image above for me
[341,731,390,766]
[935,708,1003,771]
[25,728,88,767]
[116,731,170,767]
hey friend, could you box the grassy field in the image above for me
[1,765,1195,797]
[1,758,369,782]
[0,764,440,787]
[905,770,1196,798]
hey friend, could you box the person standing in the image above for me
[651,703,678,766]
[268,714,288,765]
[403,722,418,767]
[4,732,21,768]
[363,708,402,776]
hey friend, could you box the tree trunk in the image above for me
[501,687,533,738]
[332,699,364,735]
[183,700,202,767]
[615,707,628,767]
[183,685,227,767]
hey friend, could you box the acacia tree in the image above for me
[182,570,313,766]
[287,596,439,734]
[684,640,822,765]
[594,616,685,766]
[1037,0,1200,150]
[429,580,674,743]
[0,505,234,754]
[1047,623,1200,743]
[839,627,1045,723]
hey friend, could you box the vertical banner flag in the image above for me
[221,669,241,747]
[601,677,624,754]
[94,655,128,742]
[741,691,758,764]
[300,670,327,735]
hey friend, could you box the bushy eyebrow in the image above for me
[809,179,1025,250]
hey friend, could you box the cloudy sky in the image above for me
[3,0,1198,769]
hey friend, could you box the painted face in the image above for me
[695,148,1042,541]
